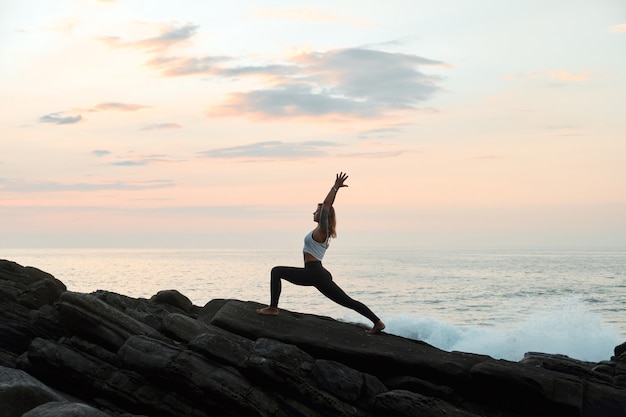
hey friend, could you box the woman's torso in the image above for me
[303,229,329,263]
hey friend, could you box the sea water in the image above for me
[3,247,624,362]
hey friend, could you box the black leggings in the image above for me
[269,261,380,324]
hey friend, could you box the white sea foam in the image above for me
[384,297,621,362]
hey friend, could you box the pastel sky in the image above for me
[1,0,625,249]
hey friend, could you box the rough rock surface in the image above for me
[1,258,625,417]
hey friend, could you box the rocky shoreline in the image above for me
[1,258,625,416]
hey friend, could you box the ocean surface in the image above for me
[3,247,625,363]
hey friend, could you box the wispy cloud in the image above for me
[92,150,111,157]
[197,140,339,159]
[610,23,626,33]
[504,70,590,82]
[0,178,174,192]
[91,102,151,112]
[140,123,182,131]
[40,101,150,126]
[548,71,589,81]
[358,125,406,140]
[100,22,199,53]
[90,149,181,166]
[110,160,148,166]
[110,155,174,166]
[146,55,233,77]
[39,112,82,125]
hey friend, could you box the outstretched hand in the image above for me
[335,172,349,189]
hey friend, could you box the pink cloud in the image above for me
[548,71,589,81]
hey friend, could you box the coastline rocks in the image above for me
[22,402,111,417]
[0,367,67,417]
[1,259,625,417]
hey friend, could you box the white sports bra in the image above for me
[303,229,329,260]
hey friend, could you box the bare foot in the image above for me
[256,306,279,316]
[366,320,385,334]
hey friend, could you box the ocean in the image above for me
[3,247,625,363]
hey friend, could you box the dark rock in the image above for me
[251,337,315,372]
[162,312,209,342]
[361,373,389,407]
[615,341,626,357]
[470,359,583,414]
[0,348,18,367]
[521,352,609,383]
[582,381,626,417]
[383,375,455,400]
[163,311,255,370]
[311,359,364,402]
[55,291,165,350]
[0,261,66,357]
[21,402,111,417]
[374,389,479,417]
[245,338,367,416]
[118,335,281,417]
[92,289,198,331]
[150,289,193,313]
[25,337,207,416]
[2,259,626,417]
[198,298,230,322]
[0,260,66,309]
[189,325,254,368]
[0,366,67,417]
[209,300,490,388]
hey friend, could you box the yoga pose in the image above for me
[256,172,386,334]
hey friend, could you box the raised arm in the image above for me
[316,173,348,240]
[322,172,349,210]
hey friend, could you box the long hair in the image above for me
[328,206,337,239]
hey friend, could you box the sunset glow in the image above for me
[1,1,625,248]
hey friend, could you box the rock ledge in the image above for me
[1,259,625,417]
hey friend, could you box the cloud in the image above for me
[208,48,447,120]
[0,178,174,192]
[101,22,199,52]
[111,160,148,166]
[197,140,407,161]
[92,150,111,157]
[610,23,626,33]
[39,112,82,125]
[145,55,233,77]
[108,154,180,166]
[140,123,182,131]
[92,102,150,112]
[40,101,150,126]
[358,126,406,140]
[104,22,447,120]
[210,83,378,119]
[548,71,589,81]
[197,140,339,159]
[504,71,589,82]
[146,55,298,78]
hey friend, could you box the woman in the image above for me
[256,172,386,334]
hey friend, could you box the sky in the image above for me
[1,0,625,249]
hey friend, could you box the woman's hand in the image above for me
[321,172,348,213]
[335,172,349,189]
